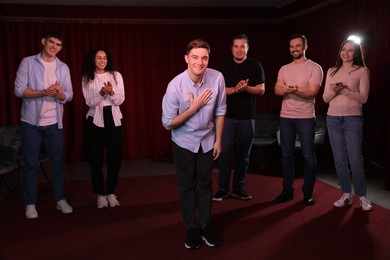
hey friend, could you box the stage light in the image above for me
[348,35,362,44]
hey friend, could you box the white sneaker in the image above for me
[333,193,353,208]
[25,204,38,219]
[106,194,120,207]
[360,196,373,211]
[97,195,108,208]
[57,199,73,214]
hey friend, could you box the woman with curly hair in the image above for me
[82,46,125,208]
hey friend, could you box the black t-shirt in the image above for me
[218,57,265,120]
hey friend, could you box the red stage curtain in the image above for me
[0,21,276,162]
[0,0,389,170]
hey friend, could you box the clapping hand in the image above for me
[234,79,249,93]
[285,83,299,93]
[43,81,61,97]
[330,82,346,93]
[100,81,114,96]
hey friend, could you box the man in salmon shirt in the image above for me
[274,34,323,206]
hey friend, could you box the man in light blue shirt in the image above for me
[162,39,226,249]
[14,29,73,219]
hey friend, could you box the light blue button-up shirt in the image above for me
[14,53,73,129]
[162,68,226,153]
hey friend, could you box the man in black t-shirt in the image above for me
[213,34,265,202]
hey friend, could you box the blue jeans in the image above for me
[172,142,213,229]
[21,122,66,205]
[217,118,254,193]
[326,116,366,196]
[279,117,317,194]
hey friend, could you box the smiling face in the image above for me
[185,47,209,80]
[232,38,249,63]
[41,37,63,61]
[340,41,356,64]
[289,37,307,60]
[94,50,108,73]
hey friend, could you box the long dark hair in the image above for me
[82,46,117,84]
[330,40,366,77]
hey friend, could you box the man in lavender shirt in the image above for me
[14,29,74,219]
[274,34,323,206]
[162,39,226,249]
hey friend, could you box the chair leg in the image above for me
[19,168,23,199]
[19,163,54,196]
[40,162,53,191]
[0,175,17,202]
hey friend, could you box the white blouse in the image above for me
[82,71,125,127]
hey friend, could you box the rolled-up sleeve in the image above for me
[161,85,178,128]
[215,75,227,116]
[14,57,30,98]
[58,62,73,104]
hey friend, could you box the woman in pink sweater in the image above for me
[323,39,372,211]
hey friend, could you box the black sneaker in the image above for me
[212,190,228,202]
[201,225,222,247]
[232,190,252,200]
[275,190,293,203]
[303,193,315,206]
[185,228,201,249]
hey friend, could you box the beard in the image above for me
[292,52,303,60]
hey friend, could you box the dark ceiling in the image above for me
[0,0,299,7]
[0,0,338,21]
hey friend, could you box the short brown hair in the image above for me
[186,39,211,55]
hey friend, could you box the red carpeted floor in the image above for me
[1,173,390,260]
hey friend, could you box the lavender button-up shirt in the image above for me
[162,68,226,153]
[14,53,73,129]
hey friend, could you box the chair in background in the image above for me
[36,142,53,191]
[250,113,280,170]
[253,113,280,147]
[276,114,327,148]
[0,146,18,202]
[275,114,327,174]
[0,126,21,202]
[18,140,53,194]
[0,125,53,201]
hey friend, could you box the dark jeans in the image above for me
[217,118,254,193]
[86,106,122,195]
[21,122,65,205]
[279,117,317,194]
[172,142,213,229]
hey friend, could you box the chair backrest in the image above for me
[0,126,21,152]
[0,126,20,178]
[253,113,279,146]
[313,114,326,146]
[276,114,327,148]
[0,146,18,163]
[254,113,279,138]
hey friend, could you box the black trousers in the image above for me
[172,142,213,229]
[86,106,122,195]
